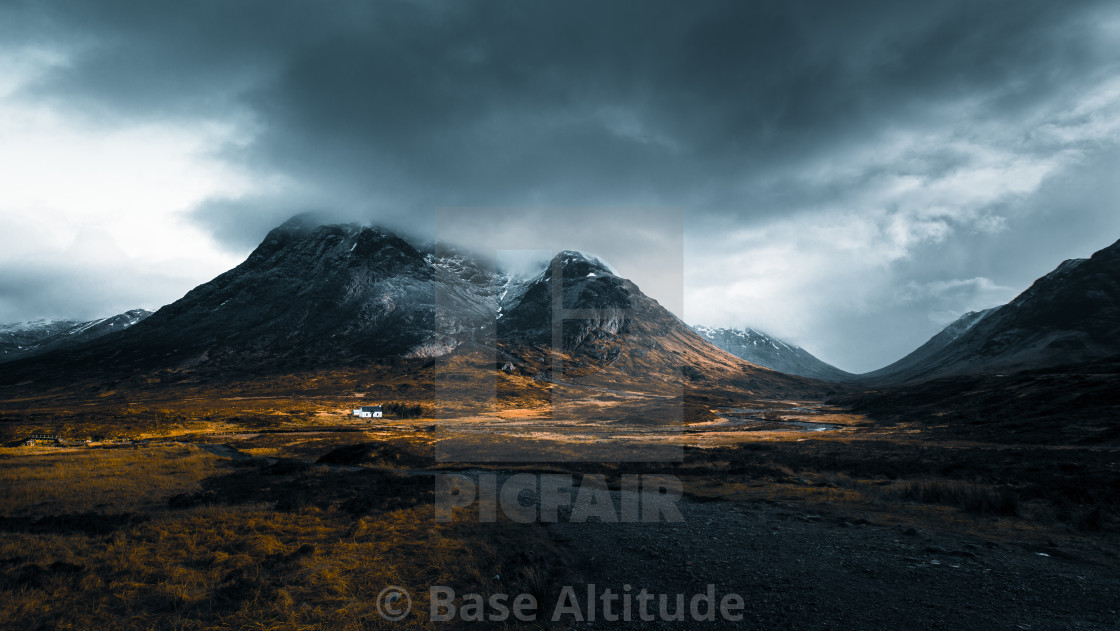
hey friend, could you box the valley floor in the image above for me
[0,399,1117,629]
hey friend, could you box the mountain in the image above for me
[0,309,151,363]
[0,216,814,403]
[845,353,1120,445]
[60,216,504,370]
[860,308,998,382]
[690,325,854,382]
[864,238,1120,383]
[494,251,784,386]
[498,251,630,361]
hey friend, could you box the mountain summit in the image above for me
[499,250,631,355]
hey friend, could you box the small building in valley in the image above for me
[352,405,383,419]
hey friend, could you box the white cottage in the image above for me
[352,405,383,418]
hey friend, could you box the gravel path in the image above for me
[548,496,1119,630]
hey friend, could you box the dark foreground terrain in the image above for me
[1,397,1117,630]
[558,496,1118,630]
[846,355,1120,445]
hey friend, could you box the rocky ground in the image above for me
[549,494,1119,630]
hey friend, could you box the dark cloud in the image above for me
[8,1,1111,223]
[2,0,1119,369]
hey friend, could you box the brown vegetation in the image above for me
[0,439,569,629]
[1,379,1117,628]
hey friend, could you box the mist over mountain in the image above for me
[7,213,1115,397]
[0,216,812,398]
[91,216,503,367]
[860,309,999,383]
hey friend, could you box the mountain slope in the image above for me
[0,309,151,363]
[691,325,854,382]
[859,308,999,382]
[865,238,1120,383]
[417,249,816,408]
[0,217,816,403]
[495,251,777,384]
[89,216,500,368]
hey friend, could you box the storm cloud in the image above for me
[2,0,1119,370]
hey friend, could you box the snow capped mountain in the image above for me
[103,216,500,364]
[0,215,811,398]
[491,249,810,392]
[863,237,1120,383]
[422,249,535,323]
[691,325,854,382]
[0,309,152,362]
[0,319,82,361]
[499,250,631,354]
[11,215,1115,393]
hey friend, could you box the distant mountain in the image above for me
[0,309,151,363]
[691,325,854,382]
[865,238,1120,383]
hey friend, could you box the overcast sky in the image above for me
[1,1,1119,372]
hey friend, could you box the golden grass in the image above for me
[0,444,228,517]
[0,502,557,630]
[0,432,565,629]
[1,390,1116,627]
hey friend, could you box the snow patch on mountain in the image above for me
[691,325,854,382]
[0,309,152,362]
